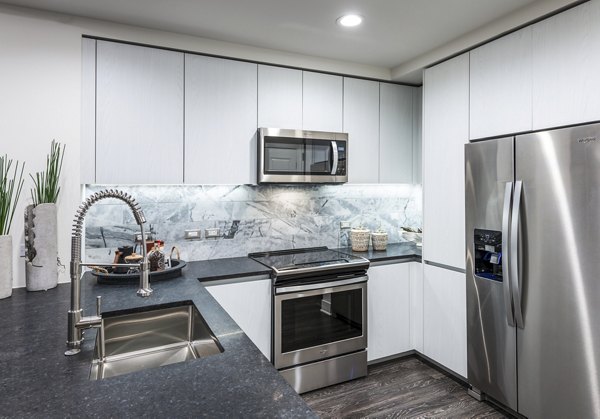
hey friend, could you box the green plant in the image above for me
[30,140,65,206]
[0,155,25,236]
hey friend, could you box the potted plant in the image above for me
[0,155,25,299]
[24,140,65,291]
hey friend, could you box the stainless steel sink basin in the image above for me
[89,301,223,380]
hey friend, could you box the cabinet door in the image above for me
[185,55,257,184]
[205,279,271,360]
[532,1,600,129]
[367,263,411,362]
[409,262,423,352]
[422,53,469,269]
[379,83,413,183]
[470,27,532,140]
[423,264,467,377]
[258,65,302,129]
[302,71,342,132]
[96,41,184,184]
[81,38,96,184]
[413,87,422,184]
[343,78,380,183]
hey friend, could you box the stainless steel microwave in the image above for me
[258,128,348,184]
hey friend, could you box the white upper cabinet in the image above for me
[412,87,422,184]
[96,41,184,184]
[258,65,302,129]
[343,78,380,183]
[302,72,343,132]
[379,83,413,183]
[423,53,469,270]
[185,55,257,184]
[532,1,600,130]
[470,27,533,140]
[81,38,96,184]
[423,263,467,377]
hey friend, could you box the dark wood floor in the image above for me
[302,356,510,418]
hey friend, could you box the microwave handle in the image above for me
[331,141,338,175]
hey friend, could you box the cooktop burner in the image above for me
[249,247,369,281]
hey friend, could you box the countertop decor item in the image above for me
[0,155,25,299]
[371,228,389,251]
[92,259,187,284]
[401,226,422,247]
[25,140,65,292]
[147,240,166,272]
[350,227,371,252]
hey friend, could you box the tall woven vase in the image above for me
[25,203,58,291]
[0,235,12,299]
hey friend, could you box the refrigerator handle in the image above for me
[510,180,525,329]
[502,182,515,327]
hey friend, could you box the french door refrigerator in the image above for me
[465,123,600,419]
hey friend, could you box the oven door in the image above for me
[273,275,367,370]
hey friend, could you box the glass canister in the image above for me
[147,240,166,271]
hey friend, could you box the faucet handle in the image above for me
[96,296,102,317]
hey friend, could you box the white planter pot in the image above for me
[0,235,12,299]
[25,203,58,291]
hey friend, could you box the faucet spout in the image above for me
[66,189,153,356]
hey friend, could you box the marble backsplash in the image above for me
[84,184,422,263]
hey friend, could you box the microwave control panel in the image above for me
[336,143,346,175]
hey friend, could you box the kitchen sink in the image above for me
[89,301,223,380]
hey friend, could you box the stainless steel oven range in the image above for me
[249,247,369,394]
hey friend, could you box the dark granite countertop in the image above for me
[335,242,422,264]
[195,242,422,284]
[193,256,271,282]
[0,262,315,418]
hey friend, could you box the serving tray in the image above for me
[92,259,187,284]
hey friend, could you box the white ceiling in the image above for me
[0,0,571,78]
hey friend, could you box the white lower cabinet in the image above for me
[409,262,424,352]
[367,263,411,362]
[423,263,467,377]
[205,278,272,360]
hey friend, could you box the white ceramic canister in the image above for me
[371,229,388,251]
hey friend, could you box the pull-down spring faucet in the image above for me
[65,189,152,356]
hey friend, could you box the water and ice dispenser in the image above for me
[473,229,503,281]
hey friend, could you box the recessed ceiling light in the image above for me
[336,14,363,27]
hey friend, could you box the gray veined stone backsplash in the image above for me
[84,184,422,263]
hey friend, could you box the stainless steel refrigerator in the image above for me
[465,123,600,419]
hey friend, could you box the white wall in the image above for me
[0,10,82,289]
[0,4,393,289]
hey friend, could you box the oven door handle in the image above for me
[275,275,367,294]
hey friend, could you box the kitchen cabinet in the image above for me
[532,1,600,130]
[184,55,257,184]
[412,87,422,184]
[367,263,411,362]
[422,53,469,270]
[258,65,302,129]
[81,37,96,184]
[409,261,423,352]
[379,83,413,183]
[343,78,380,183]
[205,278,271,360]
[423,263,467,377]
[95,41,184,184]
[469,28,532,140]
[302,71,343,132]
